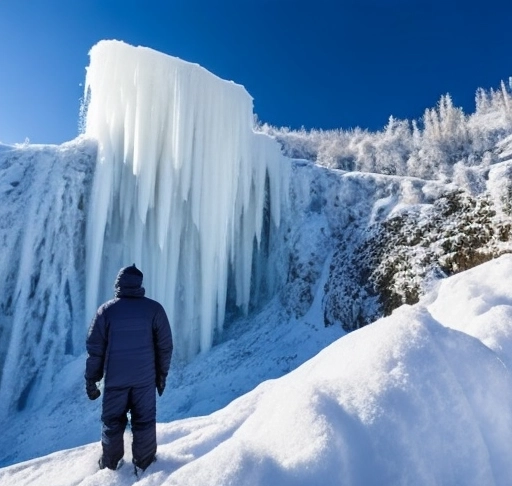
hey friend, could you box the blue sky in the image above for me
[1,0,511,144]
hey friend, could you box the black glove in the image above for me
[156,375,166,396]
[86,380,101,400]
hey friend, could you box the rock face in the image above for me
[266,150,512,335]
[321,164,512,332]
[260,81,512,332]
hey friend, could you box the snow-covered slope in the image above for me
[1,256,512,486]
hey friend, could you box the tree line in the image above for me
[257,78,512,187]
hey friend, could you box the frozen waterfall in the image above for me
[0,40,289,420]
[0,139,96,421]
[83,40,290,359]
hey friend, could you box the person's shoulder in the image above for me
[96,298,118,315]
[142,296,166,313]
[142,296,162,307]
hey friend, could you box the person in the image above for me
[85,264,173,476]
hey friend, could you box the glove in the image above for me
[86,380,101,400]
[156,375,166,396]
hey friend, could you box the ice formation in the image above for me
[0,40,289,419]
[0,140,96,421]
[83,40,290,359]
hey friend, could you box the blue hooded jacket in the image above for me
[85,265,173,389]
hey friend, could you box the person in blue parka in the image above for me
[85,264,173,475]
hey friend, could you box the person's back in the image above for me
[94,296,168,388]
[85,264,173,476]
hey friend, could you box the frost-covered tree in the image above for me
[257,78,512,184]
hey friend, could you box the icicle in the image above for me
[84,40,289,359]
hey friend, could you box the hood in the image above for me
[114,264,145,298]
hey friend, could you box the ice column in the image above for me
[84,40,289,359]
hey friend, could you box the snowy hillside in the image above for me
[2,39,512,485]
[1,256,512,485]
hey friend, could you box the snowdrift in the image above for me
[2,256,511,486]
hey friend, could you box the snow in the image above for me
[83,40,289,360]
[1,256,512,485]
[426,255,512,370]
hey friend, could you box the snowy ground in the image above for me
[0,135,444,469]
[1,255,512,485]
[0,253,343,467]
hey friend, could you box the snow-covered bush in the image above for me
[324,184,512,332]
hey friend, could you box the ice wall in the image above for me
[83,40,289,359]
[0,139,96,420]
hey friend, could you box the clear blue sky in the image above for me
[1,0,511,144]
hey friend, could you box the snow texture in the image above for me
[1,256,512,485]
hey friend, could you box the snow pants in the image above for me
[101,384,156,470]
